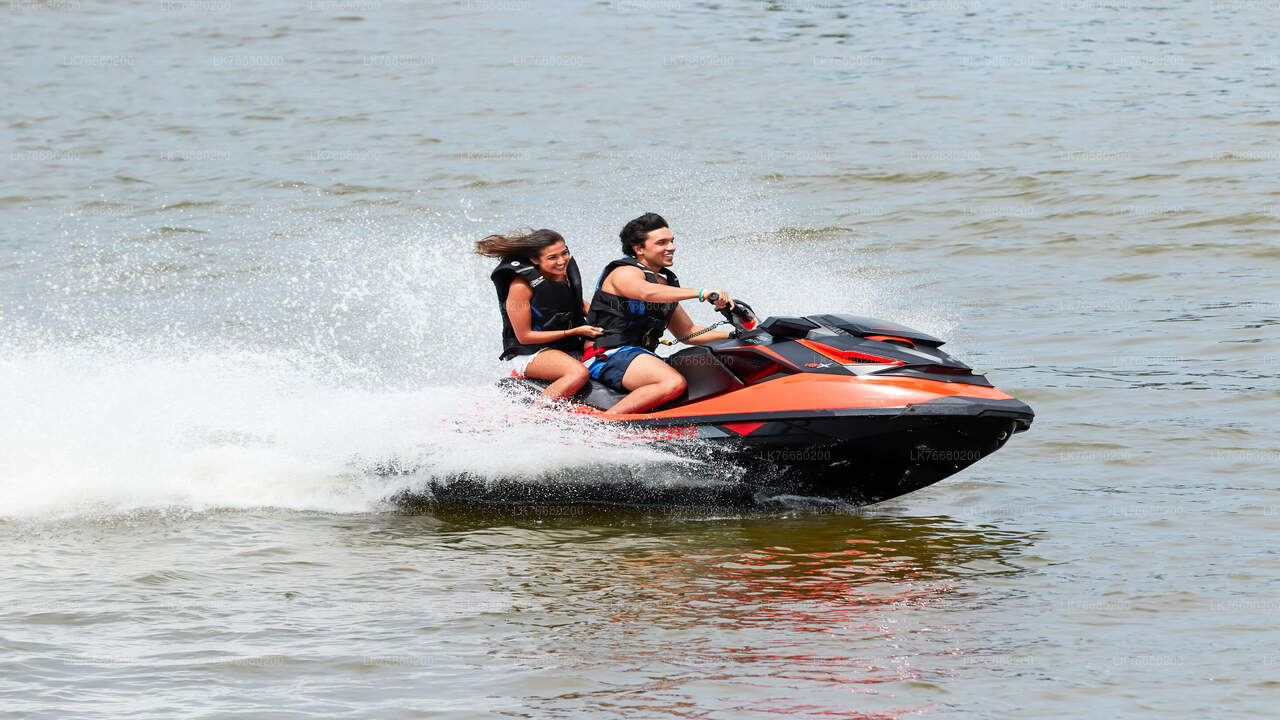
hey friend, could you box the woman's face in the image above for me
[533,240,571,277]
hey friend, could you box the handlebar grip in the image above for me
[705,292,719,302]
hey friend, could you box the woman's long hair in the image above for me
[474,228,565,260]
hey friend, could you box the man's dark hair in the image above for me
[619,213,668,257]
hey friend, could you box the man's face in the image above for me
[635,227,675,268]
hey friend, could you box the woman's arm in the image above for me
[507,280,573,345]
[507,279,602,345]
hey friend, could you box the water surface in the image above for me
[3,1,1277,717]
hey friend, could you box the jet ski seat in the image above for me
[568,346,745,412]
[656,346,745,409]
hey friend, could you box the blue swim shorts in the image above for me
[584,345,654,391]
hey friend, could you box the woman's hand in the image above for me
[570,325,605,338]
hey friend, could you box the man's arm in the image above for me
[666,305,732,345]
[604,266,733,308]
[604,266,700,304]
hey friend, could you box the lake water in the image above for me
[2,1,1277,717]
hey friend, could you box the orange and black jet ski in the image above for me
[495,298,1034,506]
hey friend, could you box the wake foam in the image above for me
[0,342,717,519]
[0,164,953,519]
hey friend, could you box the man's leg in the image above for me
[604,353,686,415]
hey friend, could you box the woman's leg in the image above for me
[523,349,591,402]
[605,353,686,415]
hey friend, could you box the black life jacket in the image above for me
[586,257,680,352]
[490,256,585,359]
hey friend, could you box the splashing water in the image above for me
[1,166,930,520]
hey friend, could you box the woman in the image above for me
[476,229,603,403]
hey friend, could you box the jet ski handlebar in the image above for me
[705,292,758,333]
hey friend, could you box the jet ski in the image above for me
[482,297,1034,507]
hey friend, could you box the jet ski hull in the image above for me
[423,386,1032,507]
[422,312,1035,508]
[609,392,1028,505]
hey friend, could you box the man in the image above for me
[584,212,734,415]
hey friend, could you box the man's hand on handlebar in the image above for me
[702,290,734,310]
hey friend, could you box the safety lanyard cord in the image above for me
[661,321,730,346]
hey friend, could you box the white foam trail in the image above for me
[1,164,955,519]
[0,343,685,519]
